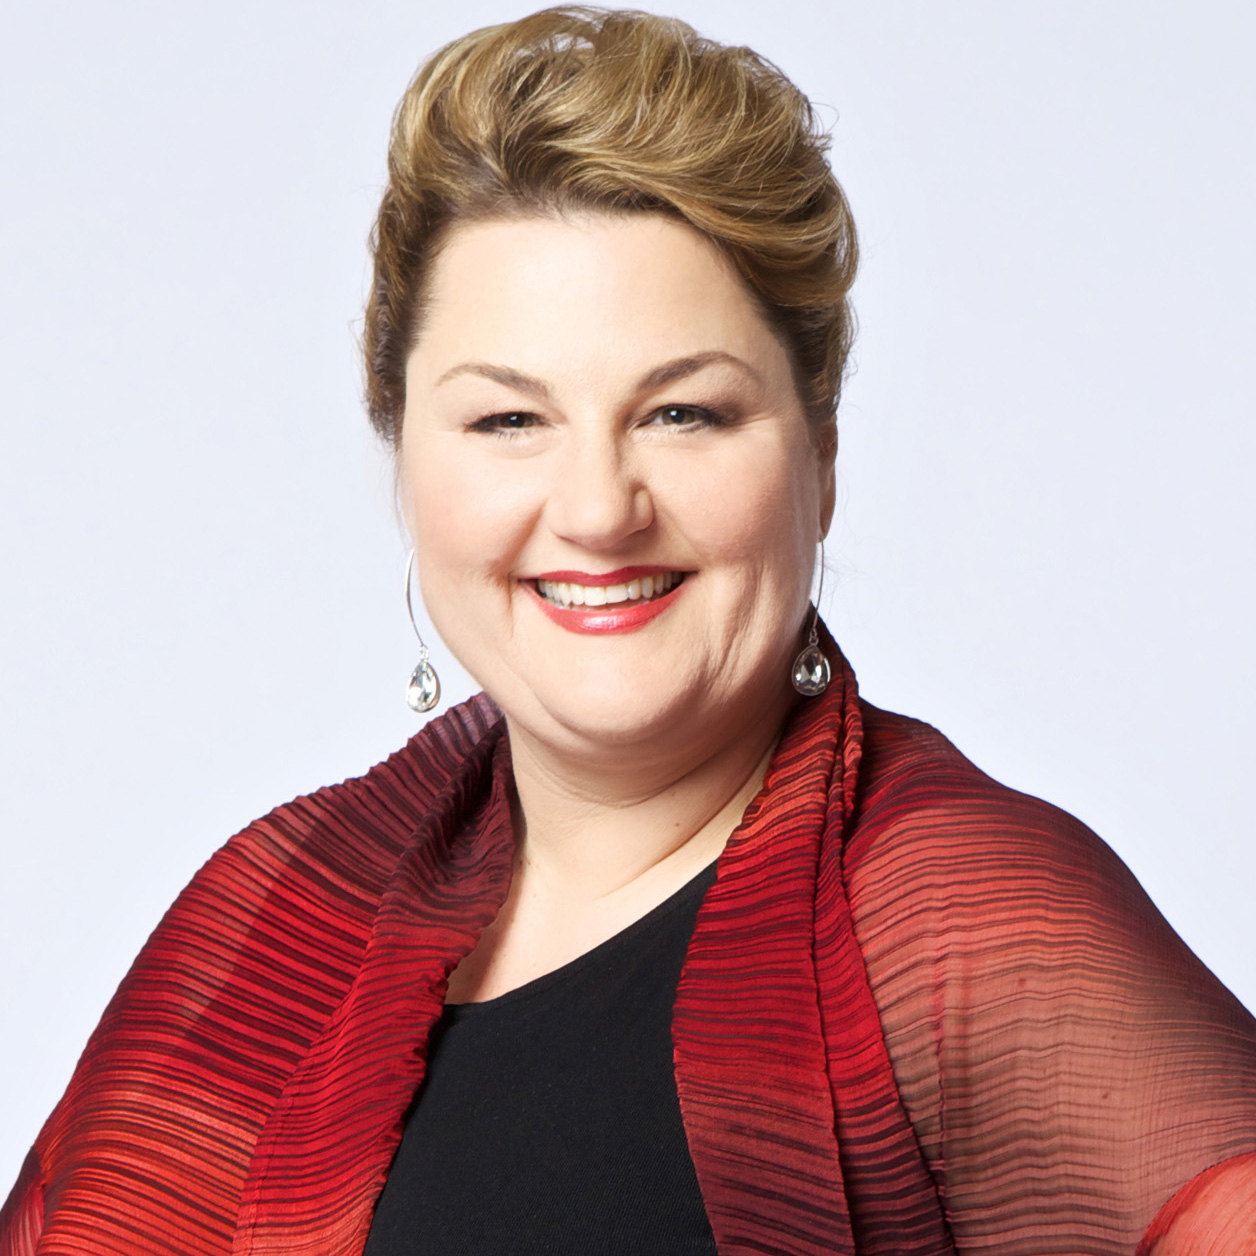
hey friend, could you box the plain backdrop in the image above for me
[2,0,1253,1190]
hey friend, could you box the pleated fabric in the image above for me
[3,633,1255,1255]
[846,704,1256,1252]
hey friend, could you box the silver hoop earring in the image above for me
[403,549,441,714]
[791,542,831,697]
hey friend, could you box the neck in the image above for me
[444,681,798,1003]
[503,685,794,899]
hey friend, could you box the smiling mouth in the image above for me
[533,571,686,609]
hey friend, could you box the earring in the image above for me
[791,542,831,697]
[403,549,441,714]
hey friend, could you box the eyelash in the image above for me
[468,412,539,436]
[648,405,725,430]
[467,404,726,437]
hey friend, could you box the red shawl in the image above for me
[4,644,1256,1254]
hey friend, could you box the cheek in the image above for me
[665,443,818,577]
[403,438,536,594]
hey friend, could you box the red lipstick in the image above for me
[525,569,687,634]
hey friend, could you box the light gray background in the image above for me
[2,0,1253,1190]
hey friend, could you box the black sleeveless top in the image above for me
[363,861,720,1255]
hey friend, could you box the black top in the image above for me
[363,861,721,1255]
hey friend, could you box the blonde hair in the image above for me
[365,6,858,444]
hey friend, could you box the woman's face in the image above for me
[400,212,835,764]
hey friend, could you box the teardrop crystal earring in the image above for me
[791,542,831,697]
[403,549,441,714]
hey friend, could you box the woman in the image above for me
[3,7,1254,1254]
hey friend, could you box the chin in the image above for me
[503,667,714,756]
[525,670,785,775]
[558,704,690,751]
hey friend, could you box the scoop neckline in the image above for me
[443,857,719,1017]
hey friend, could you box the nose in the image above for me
[542,428,653,551]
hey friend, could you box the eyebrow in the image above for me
[640,351,763,391]
[434,350,762,398]
[434,362,553,399]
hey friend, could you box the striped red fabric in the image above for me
[3,635,1255,1254]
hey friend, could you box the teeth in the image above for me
[535,571,684,608]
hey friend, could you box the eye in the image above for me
[468,411,541,436]
[648,404,723,430]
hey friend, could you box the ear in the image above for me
[814,416,838,539]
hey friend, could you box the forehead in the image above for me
[407,212,796,391]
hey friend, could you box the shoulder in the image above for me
[207,691,505,909]
[131,692,504,971]
[88,691,503,1031]
[841,699,1192,1026]
[24,695,503,1249]
[844,699,1147,934]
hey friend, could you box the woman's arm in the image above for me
[1137,1152,1256,1254]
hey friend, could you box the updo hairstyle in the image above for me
[364,6,858,446]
